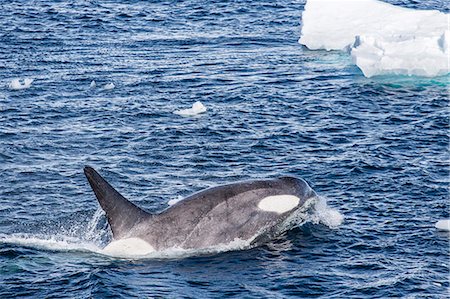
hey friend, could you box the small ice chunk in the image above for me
[9,78,33,90]
[173,101,207,117]
[299,0,449,77]
[103,83,115,90]
[90,80,96,88]
[435,220,450,232]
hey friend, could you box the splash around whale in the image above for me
[84,166,322,258]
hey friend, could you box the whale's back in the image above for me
[84,166,317,251]
[137,177,316,249]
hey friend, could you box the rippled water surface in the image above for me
[0,0,449,297]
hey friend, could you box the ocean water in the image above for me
[0,0,448,297]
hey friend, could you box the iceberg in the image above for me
[299,0,449,78]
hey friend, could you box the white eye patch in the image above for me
[257,195,300,214]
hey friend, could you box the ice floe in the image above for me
[8,78,34,90]
[174,101,207,117]
[299,0,449,77]
[435,220,450,232]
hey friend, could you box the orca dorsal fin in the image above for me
[84,166,150,239]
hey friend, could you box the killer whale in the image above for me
[84,166,318,254]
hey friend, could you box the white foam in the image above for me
[307,196,344,229]
[435,220,450,232]
[173,101,207,117]
[0,233,101,253]
[0,234,252,260]
[84,207,105,243]
[0,209,107,255]
[9,78,34,90]
[90,80,96,88]
[299,0,449,77]
[103,83,115,90]
[258,195,300,214]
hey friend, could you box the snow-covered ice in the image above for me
[299,0,449,78]
[174,101,207,117]
[9,78,34,90]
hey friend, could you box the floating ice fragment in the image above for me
[174,101,207,117]
[299,0,449,77]
[103,83,115,90]
[435,220,450,232]
[90,80,96,88]
[9,78,33,90]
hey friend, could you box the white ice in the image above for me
[435,219,450,232]
[173,101,207,117]
[103,82,115,90]
[9,78,34,90]
[299,0,449,78]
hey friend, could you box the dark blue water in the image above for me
[0,0,449,297]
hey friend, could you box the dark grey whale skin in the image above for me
[84,166,317,251]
